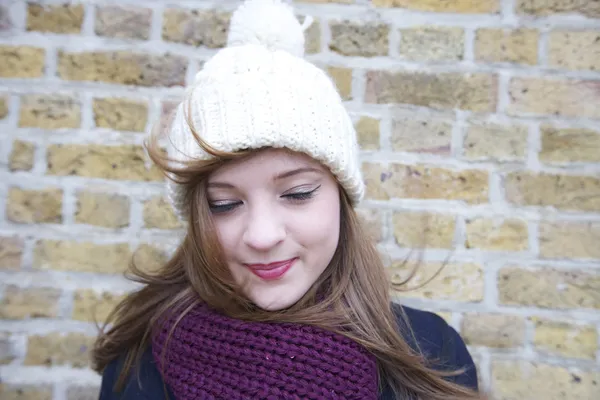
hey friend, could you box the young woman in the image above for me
[94,1,482,399]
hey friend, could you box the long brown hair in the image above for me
[92,100,485,400]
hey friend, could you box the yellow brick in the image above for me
[93,97,149,132]
[505,171,600,212]
[392,212,456,249]
[25,332,94,368]
[508,77,600,119]
[162,9,231,48]
[531,317,598,360]
[516,0,600,18]
[390,261,484,302]
[465,218,528,251]
[327,67,353,100]
[57,51,187,87]
[356,208,383,243]
[391,114,452,154]
[463,121,527,161]
[461,314,526,348]
[539,221,600,260]
[0,286,61,319]
[0,236,23,270]
[66,386,101,400]
[329,21,389,57]
[72,290,125,323]
[0,385,53,400]
[95,6,152,40]
[75,191,130,228]
[0,46,45,78]
[366,71,497,112]
[540,124,600,163]
[143,196,184,229]
[1,332,17,365]
[0,95,8,119]
[33,240,131,274]
[26,4,84,33]
[549,30,600,71]
[132,244,169,273]
[475,28,539,65]
[355,117,380,150]
[6,187,62,224]
[46,144,163,181]
[9,140,35,171]
[498,267,600,309]
[373,0,499,13]
[399,27,464,61]
[492,361,600,399]
[362,162,489,203]
[304,17,321,54]
[19,94,81,129]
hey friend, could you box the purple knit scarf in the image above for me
[151,303,379,399]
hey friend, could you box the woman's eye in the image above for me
[282,185,321,202]
[209,201,241,214]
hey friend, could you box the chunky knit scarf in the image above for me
[151,303,379,399]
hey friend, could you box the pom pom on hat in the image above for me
[226,0,313,58]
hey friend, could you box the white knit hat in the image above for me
[165,0,364,220]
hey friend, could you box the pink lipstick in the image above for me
[245,258,296,281]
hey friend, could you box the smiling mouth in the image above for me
[244,258,297,281]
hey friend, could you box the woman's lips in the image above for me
[244,258,297,281]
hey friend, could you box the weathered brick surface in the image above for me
[3,1,600,395]
[399,27,464,61]
[93,98,149,132]
[25,332,94,367]
[33,240,131,274]
[373,0,500,13]
[365,71,497,112]
[19,94,81,129]
[355,117,380,150]
[0,286,61,319]
[58,51,187,87]
[530,317,598,360]
[0,46,45,78]
[72,290,125,323]
[461,314,526,348]
[539,221,600,260]
[362,163,489,203]
[46,144,163,181]
[540,125,600,163]
[75,192,130,228]
[6,188,63,224]
[392,211,456,249]
[475,29,539,65]
[498,267,600,309]
[162,9,231,48]
[95,6,152,40]
[516,0,600,18]
[0,236,24,270]
[463,121,527,161]
[492,361,600,399]
[391,114,452,154]
[143,197,184,229]
[390,261,484,302]
[465,218,528,251]
[508,77,600,119]
[505,171,600,212]
[329,21,389,57]
[9,141,35,171]
[26,4,84,34]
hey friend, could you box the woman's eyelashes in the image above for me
[209,185,321,214]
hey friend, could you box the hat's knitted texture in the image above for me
[165,0,364,220]
[151,303,379,399]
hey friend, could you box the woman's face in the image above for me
[207,149,341,311]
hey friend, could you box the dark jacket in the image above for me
[99,305,478,399]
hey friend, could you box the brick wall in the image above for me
[1,1,599,399]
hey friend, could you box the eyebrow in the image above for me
[207,167,321,188]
